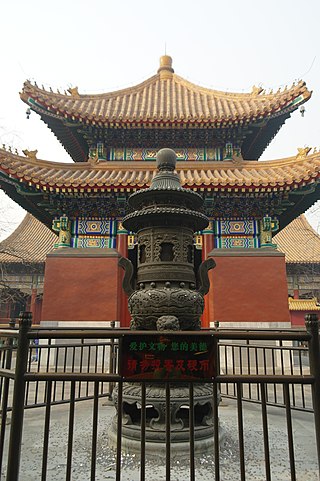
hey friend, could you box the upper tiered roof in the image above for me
[20,56,311,162]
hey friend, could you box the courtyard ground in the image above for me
[1,397,318,481]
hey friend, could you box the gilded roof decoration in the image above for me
[22,149,38,159]
[275,215,320,264]
[1,148,320,192]
[20,57,311,127]
[296,147,312,159]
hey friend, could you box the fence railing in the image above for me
[0,313,319,480]
[218,338,313,411]
[0,326,314,413]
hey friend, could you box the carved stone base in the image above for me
[108,425,223,457]
[109,383,222,456]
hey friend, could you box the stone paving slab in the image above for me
[1,398,318,480]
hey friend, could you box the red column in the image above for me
[201,224,214,328]
[117,229,131,328]
[30,288,37,324]
[34,297,42,324]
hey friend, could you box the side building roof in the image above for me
[275,215,320,264]
[288,298,320,311]
[0,213,57,264]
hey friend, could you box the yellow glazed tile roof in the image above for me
[275,215,320,264]
[0,213,57,263]
[20,56,311,127]
[1,148,319,192]
[288,297,320,311]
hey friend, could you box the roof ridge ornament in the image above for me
[296,147,311,159]
[22,149,38,160]
[67,86,80,97]
[251,85,264,95]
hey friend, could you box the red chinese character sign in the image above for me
[121,334,216,381]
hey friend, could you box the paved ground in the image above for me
[1,398,318,480]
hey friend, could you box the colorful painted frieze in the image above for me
[72,218,116,236]
[215,220,259,236]
[71,237,116,248]
[215,236,259,249]
[214,219,260,249]
[107,147,224,161]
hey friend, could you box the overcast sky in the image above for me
[1,0,320,238]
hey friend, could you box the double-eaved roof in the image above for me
[20,56,311,162]
[0,55,318,230]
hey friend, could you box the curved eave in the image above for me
[20,77,311,126]
[41,114,88,163]
[1,148,319,193]
[278,184,320,230]
[0,173,52,228]
[24,101,302,162]
[243,112,290,160]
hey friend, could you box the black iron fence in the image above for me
[218,336,314,411]
[0,313,319,480]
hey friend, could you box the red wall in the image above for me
[208,249,290,324]
[41,247,292,326]
[42,249,121,322]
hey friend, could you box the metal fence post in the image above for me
[108,320,116,398]
[0,319,16,475]
[6,311,32,481]
[305,313,320,475]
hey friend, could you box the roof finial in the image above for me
[158,54,174,79]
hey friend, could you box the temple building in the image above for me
[0,56,319,327]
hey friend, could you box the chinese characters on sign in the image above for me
[121,334,215,381]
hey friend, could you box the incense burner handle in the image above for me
[197,258,216,296]
[119,256,135,297]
